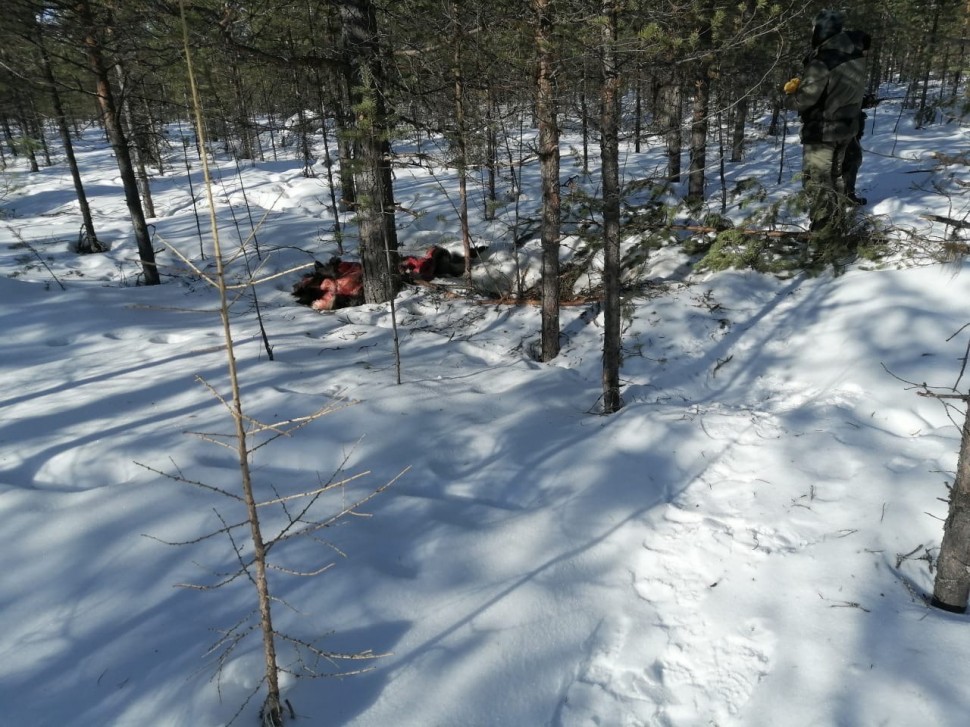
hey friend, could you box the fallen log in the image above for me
[670,224,810,239]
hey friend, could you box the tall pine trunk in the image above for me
[916,0,943,127]
[662,82,682,183]
[37,29,101,252]
[334,76,358,209]
[730,97,747,163]
[12,94,39,172]
[483,83,498,221]
[77,0,159,284]
[688,69,711,203]
[451,4,472,276]
[339,0,399,304]
[330,5,358,210]
[534,0,560,362]
[687,4,714,203]
[600,0,622,413]
[113,63,155,219]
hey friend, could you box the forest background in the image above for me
[4,0,969,399]
[3,1,970,726]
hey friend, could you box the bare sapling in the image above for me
[160,3,402,723]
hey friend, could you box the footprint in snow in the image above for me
[651,619,775,726]
[560,503,782,725]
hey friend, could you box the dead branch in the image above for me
[256,471,371,508]
[921,213,970,230]
[269,470,408,549]
[267,562,335,578]
[135,459,243,501]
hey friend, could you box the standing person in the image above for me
[784,10,867,233]
[842,29,872,205]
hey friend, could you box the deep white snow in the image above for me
[1,88,970,727]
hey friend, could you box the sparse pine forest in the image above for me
[3,0,968,280]
[2,2,970,725]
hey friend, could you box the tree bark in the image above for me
[37,29,101,252]
[730,97,747,163]
[11,94,40,172]
[533,0,560,362]
[113,63,156,219]
[339,0,399,304]
[451,3,472,276]
[484,82,498,221]
[333,75,358,209]
[932,399,970,613]
[77,0,159,284]
[688,68,711,202]
[915,0,943,127]
[687,2,714,203]
[600,0,622,413]
[633,59,643,154]
[662,81,682,183]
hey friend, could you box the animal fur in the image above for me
[292,245,488,312]
[291,257,363,311]
[399,245,486,282]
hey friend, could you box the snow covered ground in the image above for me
[1,91,970,727]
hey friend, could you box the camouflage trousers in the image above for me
[802,141,851,231]
[842,138,863,196]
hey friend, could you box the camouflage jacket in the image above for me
[792,31,866,144]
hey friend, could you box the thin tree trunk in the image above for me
[29,100,52,167]
[216,10,255,160]
[916,0,943,127]
[334,81,358,209]
[285,30,314,177]
[78,0,159,284]
[484,83,498,221]
[633,59,643,154]
[13,98,39,172]
[534,0,560,361]
[295,87,314,176]
[143,96,165,174]
[1,116,17,158]
[717,111,727,214]
[114,64,155,219]
[663,82,682,183]
[688,68,711,202]
[331,17,358,210]
[38,29,101,252]
[950,11,967,97]
[178,7,281,717]
[306,9,345,252]
[579,65,590,173]
[730,97,747,162]
[317,95,344,253]
[451,4,472,276]
[600,0,622,413]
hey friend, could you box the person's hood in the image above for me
[817,30,859,56]
[812,9,844,47]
